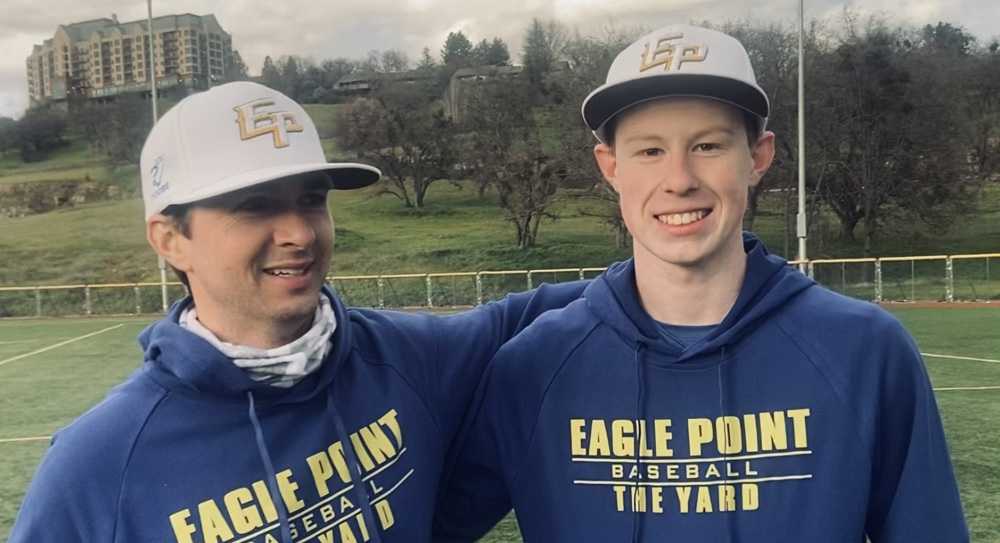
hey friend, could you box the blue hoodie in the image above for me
[434,235,967,542]
[9,282,585,543]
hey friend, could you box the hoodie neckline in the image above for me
[138,286,351,405]
[584,233,814,367]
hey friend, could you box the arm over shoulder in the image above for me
[419,280,587,438]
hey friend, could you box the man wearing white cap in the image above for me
[434,24,967,542]
[9,82,585,543]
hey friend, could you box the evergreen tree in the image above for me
[417,47,437,71]
[280,56,302,99]
[522,19,565,89]
[441,31,473,66]
[261,56,282,90]
[224,50,249,82]
[487,37,511,65]
[471,38,510,66]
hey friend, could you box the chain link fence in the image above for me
[1,255,996,318]
[809,254,999,302]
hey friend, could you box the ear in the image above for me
[593,142,620,193]
[748,131,776,188]
[146,214,192,273]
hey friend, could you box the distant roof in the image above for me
[59,18,115,41]
[336,69,434,86]
[57,13,226,42]
[337,72,376,85]
[452,65,522,79]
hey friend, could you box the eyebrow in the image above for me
[621,133,664,146]
[621,125,738,146]
[691,126,738,139]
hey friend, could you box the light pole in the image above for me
[147,0,169,311]
[796,0,808,273]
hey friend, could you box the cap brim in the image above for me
[583,74,769,138]
[166,162,381,209]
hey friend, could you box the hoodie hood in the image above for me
[137,286,351,404]
[135,286,381,543]
[583,233,814,363]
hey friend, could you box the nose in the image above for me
[659,152,700,194]
[272,210,317,248]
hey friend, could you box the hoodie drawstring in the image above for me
[717,347,733,543]
[325,390,385,543]
[632,341,647,543]
[247,391,294,543]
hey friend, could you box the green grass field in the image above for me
[0,307,997,541]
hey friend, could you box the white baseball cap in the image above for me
[140,81,381,220]
[582,24,769,143]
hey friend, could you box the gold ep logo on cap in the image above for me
[234,98,304,149]
[639,33,709,73]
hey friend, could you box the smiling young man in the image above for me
[8,82,586,543]
[434,25,968,542]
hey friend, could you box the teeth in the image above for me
[265,268,306,277]
[657,210,706,226]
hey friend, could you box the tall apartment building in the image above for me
[26,13,232,106]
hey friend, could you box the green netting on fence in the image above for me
[479,273,530,304]
[1,258,994,318]
[811,262,879,301]
[429,275,478,307]
[0,291,39,318]
[880,260,948,302]
[952,258,999,301]
[330,277,381,308]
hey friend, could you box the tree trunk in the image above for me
[863,215,876,258]
[840,217,858,242]
[520,217,532,249]
[514,217,527,249]
[529,212,542,247]
[392,178,414,208]
[414,178,428,208]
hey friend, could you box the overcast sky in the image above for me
[1,0,997,119]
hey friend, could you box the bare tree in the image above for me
[380,49,411,72]
[552,29,641,248]
[336,83,456,208]
[959,37,1000,181]
[14,108,68,163]
[68,95,149,164]
[717,22,800,232]
[462,78,560,248]
[806,14,981,254]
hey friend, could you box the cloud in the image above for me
[1,0,997,118]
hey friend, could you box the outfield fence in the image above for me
[0,254,997,318]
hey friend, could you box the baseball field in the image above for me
[0,305,997,541]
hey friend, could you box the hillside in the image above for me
[1,103,998,286]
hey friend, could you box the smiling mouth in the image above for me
[263,263,312,277]
[655,209,712,226]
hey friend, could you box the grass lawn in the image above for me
[0,142,108,186]
[2,97,998,288]
[4,181,999,288]
[0,308,997,541]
